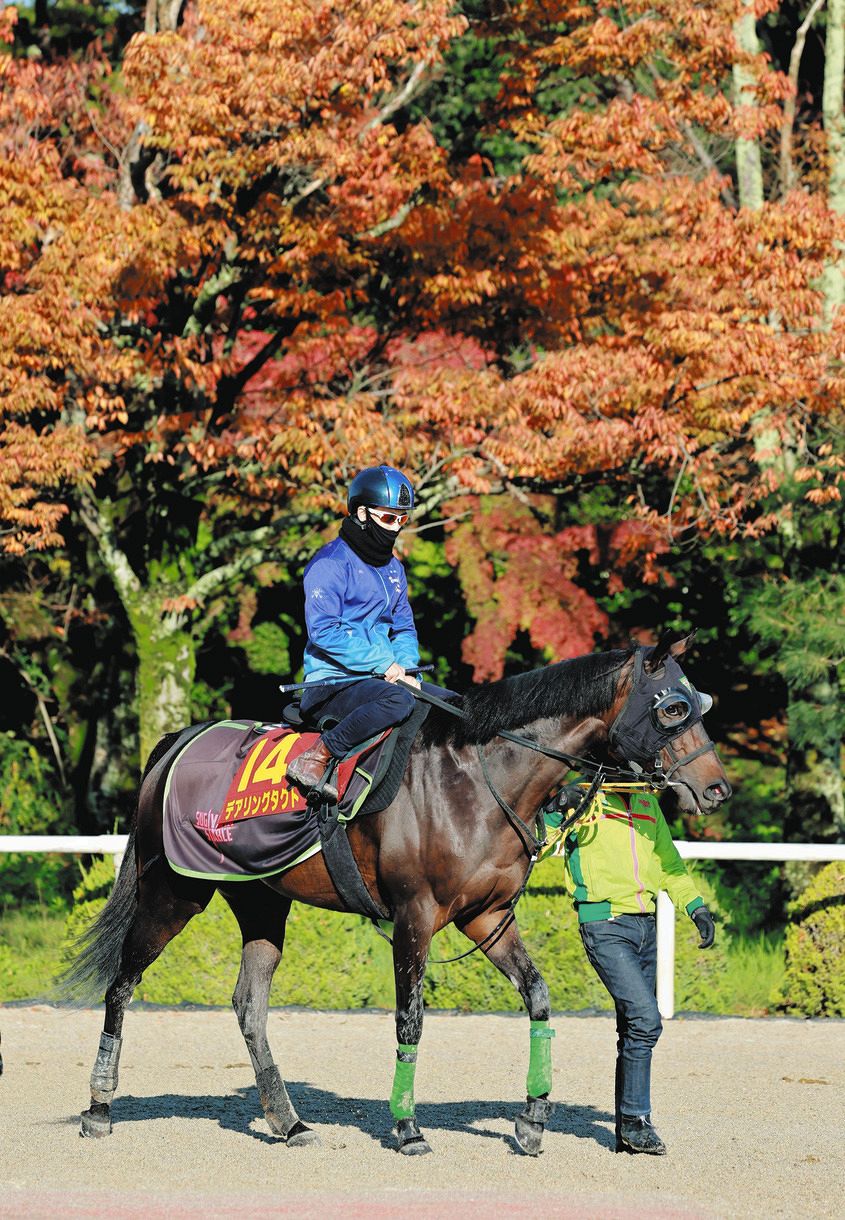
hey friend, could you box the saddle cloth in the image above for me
[162,719,390,881]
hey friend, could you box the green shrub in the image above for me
[778,861,845,1017]
[0,733,74,910]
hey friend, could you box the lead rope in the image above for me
[424,766,607,965]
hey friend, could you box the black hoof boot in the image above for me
[514,1094,554,1156]
[285,1120,321,1147]
[616,1114,667,1155]
[395,1116,432,1155]
[80,1103,113,1138]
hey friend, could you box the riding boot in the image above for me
[286,737,339,802]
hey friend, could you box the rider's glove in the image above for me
[691,905,715,949]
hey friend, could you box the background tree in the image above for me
[1,0,842,851]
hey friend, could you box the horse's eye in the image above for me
[655,702,688,727]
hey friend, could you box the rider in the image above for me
[286,464,444,802]
[552,784,716,1156]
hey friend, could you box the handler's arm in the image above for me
[653,808,704,918]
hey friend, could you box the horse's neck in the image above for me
[489,714,609,815]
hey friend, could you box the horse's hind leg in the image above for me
[221,884,319,1147]
[461,911,554,1156]
[81,865,214,1138]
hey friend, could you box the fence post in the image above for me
[655,889,675,1019]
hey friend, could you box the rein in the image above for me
[405,678,642,782]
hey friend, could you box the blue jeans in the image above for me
[300,679,451,757]
[579,914,662,1118]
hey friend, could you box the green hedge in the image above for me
[56,856,728,1012]
[778,861,845,1017]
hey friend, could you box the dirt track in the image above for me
[1,1005,843,1219]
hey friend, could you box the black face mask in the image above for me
[608,649,705,769]
[339,513,398,567]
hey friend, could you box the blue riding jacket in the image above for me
[302,537,420,683]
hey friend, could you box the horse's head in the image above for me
[607,631,731,814]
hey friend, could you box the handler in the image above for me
[286,464,448,802]
[554,785,715,1155]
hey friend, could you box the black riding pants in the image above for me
[300,679,452,758]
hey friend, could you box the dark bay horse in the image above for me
[66,631,730,1155]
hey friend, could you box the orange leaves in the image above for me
[0,421,98,554]
[124,0,465,207]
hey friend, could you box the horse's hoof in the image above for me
[395,1116,432,1156]
[286,1122,321,1148]
[80,1106,112,1138]
[514,1115,544,1156]
[514,1095,553,1157]
[400,1137,432,1156]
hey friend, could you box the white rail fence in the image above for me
[659,841,845,1018]
[2,836,844,1018]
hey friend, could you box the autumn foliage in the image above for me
[1,0,843,680]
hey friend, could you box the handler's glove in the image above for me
[691,905,715,949]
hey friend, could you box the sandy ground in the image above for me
[0,1005,842,1219]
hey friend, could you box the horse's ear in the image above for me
[645,629,697,673]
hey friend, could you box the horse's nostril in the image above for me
[705,782,731,803]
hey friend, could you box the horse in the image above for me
[65,630,730,1156]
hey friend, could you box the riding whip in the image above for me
[279,665,434,695]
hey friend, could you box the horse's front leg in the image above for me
[462,911,554,1156]
[390,902,436,1156]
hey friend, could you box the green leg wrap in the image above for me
[526,1019,555,1098]
[390,1043,418,1120]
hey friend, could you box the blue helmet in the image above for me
[347,465,415,514]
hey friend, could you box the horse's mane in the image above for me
[422,648,634,747]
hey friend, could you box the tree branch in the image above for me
[780,0,826,194]
[181,525,278,606]
[360,57,431,139]
[77,496,143,604]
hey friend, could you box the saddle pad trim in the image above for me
[342,765,377,822]
[167,839,323,883]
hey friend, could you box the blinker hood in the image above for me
[607,647,707,768]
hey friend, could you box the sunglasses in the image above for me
[368,507,409,527]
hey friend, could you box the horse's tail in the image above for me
[58,825,139,1003]
[58,725,211,1003]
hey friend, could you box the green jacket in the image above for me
[558,789,704,924]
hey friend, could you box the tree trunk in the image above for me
[131,605,197,768]
[733,0,764,210]
[823,0,845,310]
[79,497,277,774]
[785,673,845,841]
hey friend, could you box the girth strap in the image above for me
[317,801,389,921]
